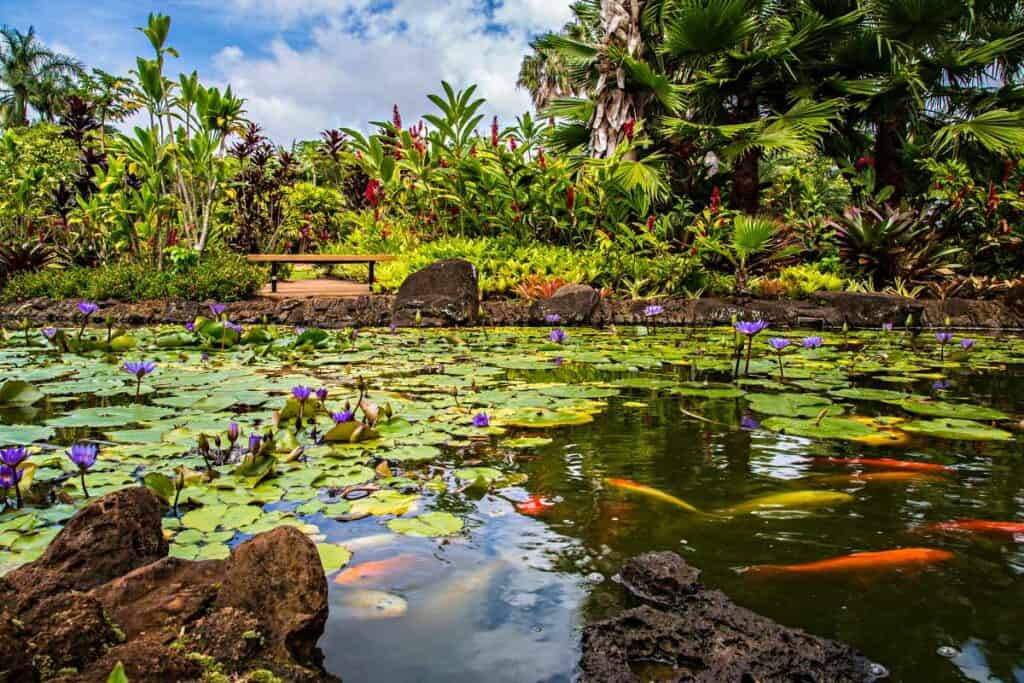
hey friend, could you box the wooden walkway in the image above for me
[257,279,371,300]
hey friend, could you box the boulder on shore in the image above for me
[529,284,600,324]
[392,259,479,326]
[0,487,339,683]
[580,551,886,682]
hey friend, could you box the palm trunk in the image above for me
[874,114,905,201]
[731,94,761,213]
[589,0,645,158]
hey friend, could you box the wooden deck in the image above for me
[256,279,371,300]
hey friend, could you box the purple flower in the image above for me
[882,322,893,332]
[210,303,226,316]
[295,326,306,335]
[801,336,823,349]
[67,443,98,470]
[184,321,195,333]
[200,353,210,362]
[769,337,791,351]
[42,327,57,339]
[78,301,98,316]
[316,387,329,401]
[552,356,564,366]
[292,386,313,402]
[227,421,240,443]
[224,321,242,334]
[331,410,355,424]
[544,313,561,324]
[122,360,157,378]
[960,338,974,350]
[248,433,262,453]
[735,320,768,336]
[389,323,398,334]
[644,305,665,318]
[0,447,28,467]
[0,465,23,489]
[740,416,760,431]
[933,379,951,391]
[550,328,567,344]
[936,332,953,345]
[472,411,491,428]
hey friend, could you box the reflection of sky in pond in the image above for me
[951,639,1024,683]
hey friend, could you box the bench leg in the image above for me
[271,263,278,293]
[368,262,375,287]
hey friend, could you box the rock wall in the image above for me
[2,290,1022,330]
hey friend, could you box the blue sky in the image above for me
[3,0,573,142]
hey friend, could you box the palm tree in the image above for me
[0,26,83,128]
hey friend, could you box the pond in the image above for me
[0,322,1022,682]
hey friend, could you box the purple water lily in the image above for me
[389,323,398,334]
[735,320,768,336]
[801,336,823,349]
[316,387,329,402]
[472,411,491,428]
[227,421,240,444]
[544,313,561,324]
[552,356,564,367]
[184,321,195,333]
[960,338,974,350]
[42,327,57,340]
[331,410,355,424]
[882,322,893,332]
[0,464,23,506]
[122,360,156,402]
[78,301,98,317]
[740,416,760,431]
[210,303,226,317]
[295,326,306,336]
[644,305,665,318]
[1,446,28,467]
[67,443,98,498]
[936,332,953,344]
[550,328,567,344]
[768,338,791,351]
[224,321,242,334]
[292,386,313,402]
[933,379,951,391]
[200,353,210,363]
[248,433,262,454]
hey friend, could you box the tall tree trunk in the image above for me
[590,0,645,158]
[731,93,760,213]
[873,114,905,201]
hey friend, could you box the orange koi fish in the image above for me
[516,495,552,516]
[745,548,954,577]
[917,519,1024,538]
[818,457,954,474]
[335,554,421,585]
[604,478,702,514]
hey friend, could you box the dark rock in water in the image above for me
[392,259,479,326]
[530,284,600,324]
[815,291,924,329]
[580,552,886,683]
[0,487,340,683]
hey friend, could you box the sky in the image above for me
[2,0,575,143]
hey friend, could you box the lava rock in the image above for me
[392,259,479,326]
[581,552,885,682]
[530,284,600,324]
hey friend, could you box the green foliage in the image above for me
[753,264,847,299]
[1,254,264,303]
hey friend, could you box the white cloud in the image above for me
[208,0,574,143]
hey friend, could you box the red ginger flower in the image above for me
[392,105,402,131]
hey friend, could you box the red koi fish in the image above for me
[917,519,1024,538]
[817,457,954,474]
[516,495,552,516]
[745,548,954,577]
[335,554,420,585]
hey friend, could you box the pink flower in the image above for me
[491,116,499,148]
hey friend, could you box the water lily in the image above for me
[801,336,823,349]
[544,314,561,324]
[389,323,398,334]
[740,416,760,431]
[292,386,313,402]
[0,465,23,507]
[882,322,893,332]
[224,321,242,334]
[0,446,28,468]
[933,379,951,391]
[550,328,567,344]
[552,356,564,367]
[644,305,665,318]
[184,321,195,333]
[331,410,354,424]
[248,433,262,454]
[227,421,240,445]
[122,360,156,402]
[734,320,768,377]
[210,303,226,317]
[42,327,57,340]
[472,411,491,428]
[78,301,98,317]
[316,387,329,402]
[67,443,98,498]
[295,326,306,336]
[936,332,954,360]
[768,338,790,379]
[0,447,28,509]
[961,338,974,350]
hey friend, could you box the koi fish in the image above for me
[817,457,953,474]
[722,490,854,515]
[746,548,954,576]
[417,560,506,618]
[916,519,1024,538]
[337,590,408,619]
[515,495,552,516]
[334,554,421,585]
[811,471,945,485]
[340,533,399,552]
[604,478,702,514]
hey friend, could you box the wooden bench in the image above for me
[246,254,396,293]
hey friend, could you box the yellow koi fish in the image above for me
[604,478,702,514]
[722,490,854,515]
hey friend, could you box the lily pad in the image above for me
[387,511,464,537]
[899,418,1013,441]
